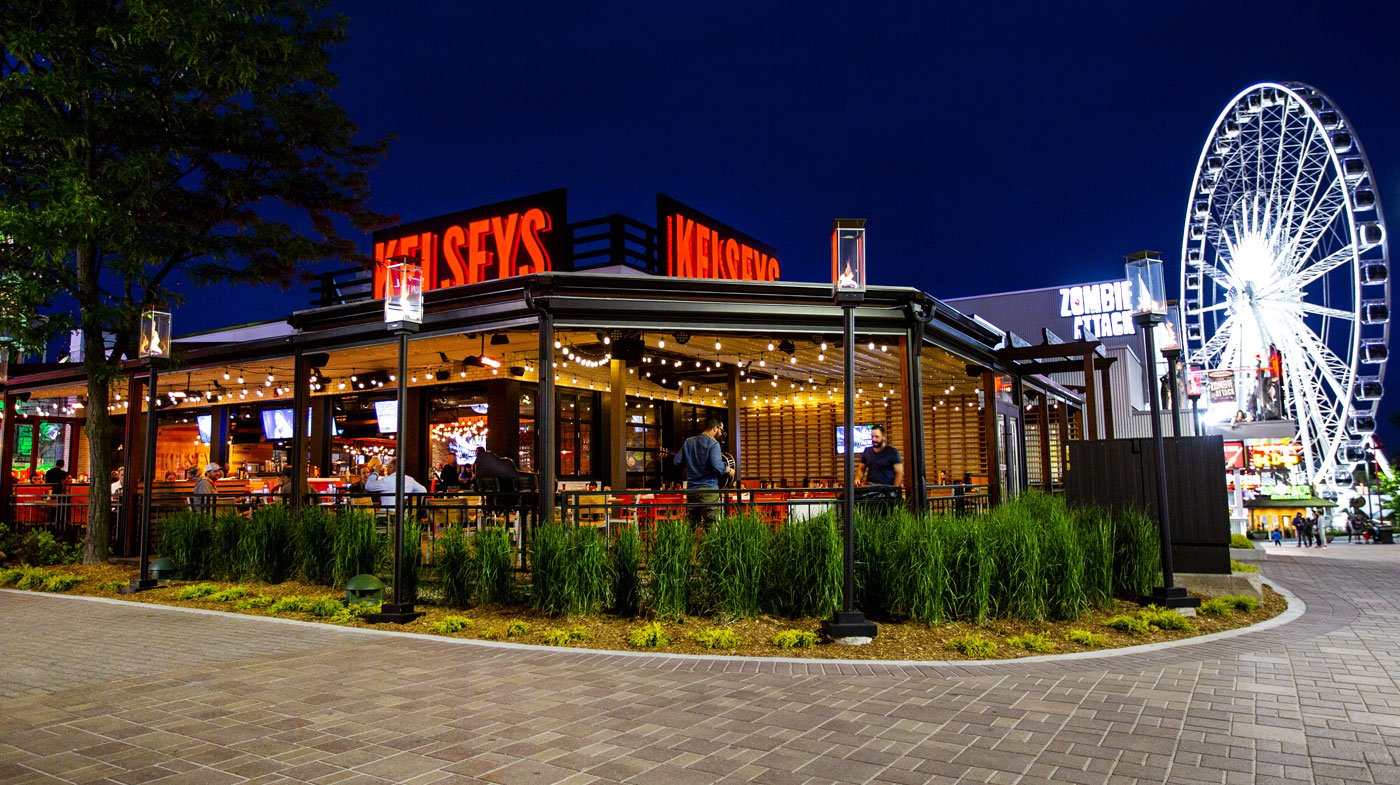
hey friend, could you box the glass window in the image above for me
[557,390,596,478]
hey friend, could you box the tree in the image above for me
[0,0,390,562]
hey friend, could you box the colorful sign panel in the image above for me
[658,194,780,282]
[371,189,569,298]
[1248,439,1302,470]
[1223,440,1245,469]
[1057,280,1135,339]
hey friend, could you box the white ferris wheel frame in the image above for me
[1179,81,1390,488]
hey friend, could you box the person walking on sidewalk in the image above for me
[1271,526,1283,546]
[1293,512,1307,547]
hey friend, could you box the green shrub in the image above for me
[611,526,642,617]
[233,596,275,610]
[1224,594,1260,612]
[1139,605,1193,631]
[174,583,221,600]
[693,628,742,649]
[158,511,216,580]
[40,572,85,592]
[96,580,126,593]
[531,523,612,617]
[474,526,515,605]
[504,620,531,637]
[853,509,897,615]
[1066,629,1108,647]
[987,499,1048,621]
[1230,560,1259,573]
[772,629,818,649]
[206,586,250,602]
[16,530,80,566]
[1075,507,1115,609]
[332,510,383,587]
[328,602,378,623]
[542,626,588,646]
[1229,533,1253,549]
[949,635,998,658]
[304,596,346,617]
[766,514,843,620]
[267,596,311,614]
[1199,597,1235,616]
[0,567,24,586]
[698,515,771,618]
[1005,632,1055,653]
[395,516,422,604]
[210,513,244,580]
[432,615,476,634]
[434,527,473,608]
[627,621,671,648]
[14,567,47,590]
[1112,509,1161,597]
[241,504,295,584]
[943,516,993,622]
[292,506,336,584]
[1104,614,1150,634]
[648,520,692,617]
[885,513,950,623]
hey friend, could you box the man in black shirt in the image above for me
[44,459,70,492]
[857,425,903,486]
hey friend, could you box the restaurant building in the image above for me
[1,190,1094,551]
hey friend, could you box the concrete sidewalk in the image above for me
[2,548,1398,785]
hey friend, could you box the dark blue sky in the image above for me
[161,1,1400,440]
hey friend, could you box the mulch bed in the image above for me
[17,562,1286,661]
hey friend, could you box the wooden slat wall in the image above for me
[740,397,903,485]
[925,393,985,485]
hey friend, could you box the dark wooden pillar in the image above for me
[291,349,311,506]
[608,359,626,491]
[208,405,230,468]
[403,387,426,481]
[1012,375,1028,496]
[485,379,522,462]
[308,397,331,476]
[1082,353,1099,440]
[981,370,1001,507]
[536,312,556,522]
[1038,393,1053,492]
[1057,399,1071,483]
[1099,363,1116,439]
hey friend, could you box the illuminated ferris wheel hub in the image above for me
[1180,82,1390,489]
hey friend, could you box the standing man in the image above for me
[674,417,734,528]
[856,424,904,487]
[192,462,222,514]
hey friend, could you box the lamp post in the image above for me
[1125,251,1198,610]
[1159,307,1184,438]
[124,307,171,594]
[1185,365,1203,436]
[822,219,878,644]
[368,256,425,624]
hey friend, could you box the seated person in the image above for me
[364,460,427,506]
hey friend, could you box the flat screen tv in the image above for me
[835,424,874,455]
[374,400,398,434]
[260,408,294,440]
[196,414,211,444]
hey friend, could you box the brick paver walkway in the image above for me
[2,545,1397,785]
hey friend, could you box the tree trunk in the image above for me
[82,330,113,564]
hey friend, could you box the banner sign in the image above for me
[658,194,780,282]
[1208,370,1235,403]
[1057,280,1135,339]
[371,189,569,298]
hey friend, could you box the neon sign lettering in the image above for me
[658,194,780,283]
[1058,280,1136,339]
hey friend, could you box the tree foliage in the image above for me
[0,0,390,561]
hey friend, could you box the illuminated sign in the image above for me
[658,194,780,282]
[1259,484,1313,500]
[1223,440,1245,469]
[1208,370,1235,404]
[1058,280,1136,339]
[1248,439,1302,470]
[372,190,568,298]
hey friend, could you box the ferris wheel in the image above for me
[1179,82,1389,488]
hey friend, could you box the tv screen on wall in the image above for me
[374,400,398,434]
[835,424,874,455]
[260,408,294,440]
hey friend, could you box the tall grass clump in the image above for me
[157,512,216,580]
[885,512,950,623]
[698,515,771,618]
[1075,506,1114,608]
[1037,498,1087,621]
[397,516,422,603]
[853,508,897,616]
[611,526,643,616]
[210,513,244,580]
[241,504,295,584]
[1112,508,1161,597]
[435,527,474,608]
[473,525,516,605]
[942,515,992,622]
[332,509,382,585]
[985,502,1047,621]
[292,506,336,584]
[648,520,692,617]
[766,514,842,619]
[531,523,612,616]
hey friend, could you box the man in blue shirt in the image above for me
[674,417,734,526]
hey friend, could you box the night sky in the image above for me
[157,1,1400,442]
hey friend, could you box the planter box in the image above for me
[1230,546,1265,564]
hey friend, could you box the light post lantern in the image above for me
[368,256,425,624]
[1185,365,1204,436]
[823,219,877,644]
[124,306,171,593]
[1125,251,1198,610]
[1159,306,1184,438]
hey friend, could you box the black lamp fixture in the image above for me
[778,338,797,355]
[490,333,510,346]
[672,331,691,345]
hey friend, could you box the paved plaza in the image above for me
[2,545,1398,785]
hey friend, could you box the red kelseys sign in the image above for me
[658,194,780,282]
[372,189,568,297]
